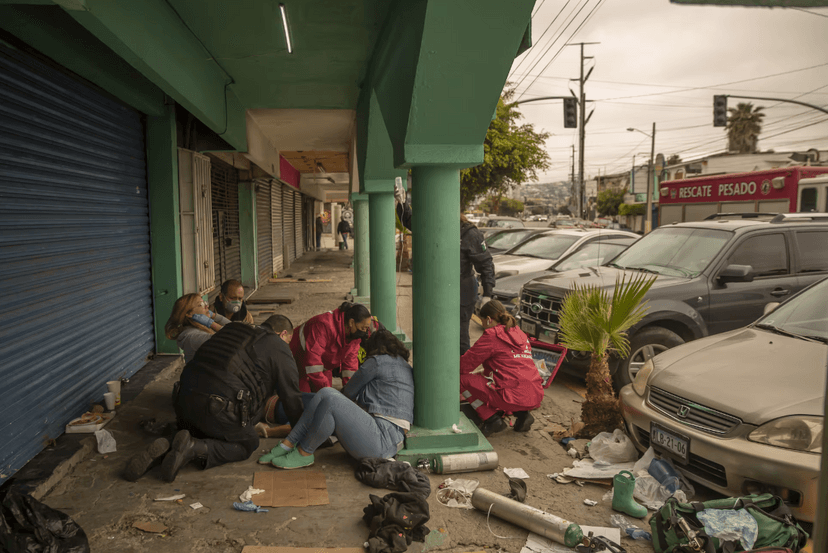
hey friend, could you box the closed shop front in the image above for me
[294,188,303,255]
[0,42,154,482]
[271,181,284,273]
[283,185,296,263]
[255,178,272,283]
[210,156,242,294]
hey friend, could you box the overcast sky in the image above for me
[509,0,828,183]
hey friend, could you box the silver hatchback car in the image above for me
[620,277,827,523]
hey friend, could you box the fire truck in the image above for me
[658,166,828,224]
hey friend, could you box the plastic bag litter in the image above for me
[0,488,90,553]
[436,478,479,509]
[94,429,116,454]
[587,429,638,465]
[233,501,269,513]
[610,514,652,541]
[603,475,689,511]
[698,508,758,550]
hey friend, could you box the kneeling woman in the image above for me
[263,329,413,469]
[460,300,543,436]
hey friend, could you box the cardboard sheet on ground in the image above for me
[562,459,636,479]
[242,548,363,553]
[519,527,621,553]
[252,471,329,507]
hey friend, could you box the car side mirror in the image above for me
[763,302,780,316]
[717,264,754,283]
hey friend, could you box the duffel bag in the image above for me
[650,493,808,553]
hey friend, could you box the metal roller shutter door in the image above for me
[294,189,303,256]
[255,179,272,283]
[271,182,283,273]
[211,158,241,298]
[283,186,296,263]
[0,42,154,483]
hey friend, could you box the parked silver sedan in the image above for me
[620,277,828,523]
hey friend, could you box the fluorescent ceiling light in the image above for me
[279,4,293,54]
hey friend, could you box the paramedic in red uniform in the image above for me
[459,299,543,437]
[290,302,373,392]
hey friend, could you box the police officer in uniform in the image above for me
[123,314,303,483]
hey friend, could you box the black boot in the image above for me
[460,403,482,425]
[480,414,507,437]
[513,411,535,432]
[160,430,208,482]
[123,437,170,482]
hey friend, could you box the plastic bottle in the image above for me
[421,451,499,474]
[648,458,680,494]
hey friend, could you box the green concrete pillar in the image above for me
[146,104,182,354]
[352,193,371,302]
[368,189,397,330]
[238,181,257,290]
[411,166,461,429]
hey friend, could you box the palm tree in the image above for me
[726,102,765,154]
[557,273,656,437]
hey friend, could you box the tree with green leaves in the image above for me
[596,188,627,217]
[557,274,656,437]
[461,87,551,211]
[479,197,524,216]
[727,102,765,154]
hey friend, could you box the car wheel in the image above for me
[615,327,685,389]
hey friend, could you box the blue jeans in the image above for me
[274,392,316,425]
[286,387,404,459]
[342,234,349,249]
[316,234,322,249]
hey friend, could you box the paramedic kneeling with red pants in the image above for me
[460,299,543,437]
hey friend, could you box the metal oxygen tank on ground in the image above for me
[417,451,499,474]
[471,487,584,548]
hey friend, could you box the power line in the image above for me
[511,0,573,79]
[791,7,828,18]
[532,0,548,17]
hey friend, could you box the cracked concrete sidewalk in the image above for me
[28,249,660,553]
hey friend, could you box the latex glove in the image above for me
[480,296,492,307]
[207,310,215,319]
[394,179,406,205]
[191,313,214,327]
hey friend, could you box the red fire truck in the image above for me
[658,166,828,224]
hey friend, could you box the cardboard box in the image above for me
[252,471,329,507]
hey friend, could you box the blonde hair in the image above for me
[479,299,517,329]
[165,293,214,340]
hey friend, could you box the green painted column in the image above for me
[352,193,371,301]
[411,166,461,429]
[238,181,257,290]
[146,104,182,354]
[368,190,396,330]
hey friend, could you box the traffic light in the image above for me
[563,97,578,128]
[713,95,728,127]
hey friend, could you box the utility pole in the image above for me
[567,42,598,219]
[570,145,575,210]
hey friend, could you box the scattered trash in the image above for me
[0,488,90,552]
[648,458,680,494]
[504,467,530,479]
[563,459,636,480]
[154,494,186,502]
[239,486,265,502]
[94,429,117,454]
[233,501,269,513]
[583,499,597,506]
[190,502,203,510]
[504,477,528,503]
[611,470,648,519]
[363,492,430,552]
[451,424,461,433]
[587,429,638,465]
[436,478,479,509]
[610,514,652,541]
[132,521,168,533]
[697,508,758,550]
[564,439,590,460]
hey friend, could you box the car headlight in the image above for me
[495,270,518,279]
[632,358,654,396]
[748,416,823,454]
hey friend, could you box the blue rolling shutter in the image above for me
[0,42,154,483]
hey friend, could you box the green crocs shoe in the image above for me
[257,443,291,464]
[272,448,314,470]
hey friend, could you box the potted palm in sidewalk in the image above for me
[557,273,656,438]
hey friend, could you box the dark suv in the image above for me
[516,213,828,388]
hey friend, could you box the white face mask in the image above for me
[226,299,242,313]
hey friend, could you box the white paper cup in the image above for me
[103,392,116,411]
[106,380,121,406]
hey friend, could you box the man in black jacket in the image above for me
[123,315,304,482]
[337,217,352,249]
[315,214,324,250]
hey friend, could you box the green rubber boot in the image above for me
[612,470,647,518]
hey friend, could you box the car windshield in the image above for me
[552,242,631,272]
[609,227,731,277]
[508,233,580,260]
[756,278,828,342]
[486,229,535,250]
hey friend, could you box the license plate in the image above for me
[520,320,537,337]
[650,423,690,463]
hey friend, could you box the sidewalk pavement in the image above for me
[21,250,657,553]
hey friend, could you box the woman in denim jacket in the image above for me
[261,329,414,469]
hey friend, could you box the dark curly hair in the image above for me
[363,329,410,362]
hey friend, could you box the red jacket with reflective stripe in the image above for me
[460,325,543,407]
[289,309,360,390]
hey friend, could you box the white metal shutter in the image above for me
[255,179,272,283]
[283,185,296,262]
[294,189,303,256]
[178,149,214,295]
[271,181,283,273]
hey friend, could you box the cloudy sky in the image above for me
[509,0,828,183]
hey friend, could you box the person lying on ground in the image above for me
[459,299,543,437]
[261,329,414,469]
[123,314,303,483]
[290,301,372,392]
[165,293,230,363]
[211,279,254,324]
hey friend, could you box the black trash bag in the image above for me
[362,492,430,553]
[355,458,431,498]
[0,488,90,553]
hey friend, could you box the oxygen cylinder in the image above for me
[421,452,499,474]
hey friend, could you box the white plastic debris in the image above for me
[190,502,204,510]
[154,494,185,501]
[94,429,117,454]
[239,486,265,502]
[504,467,530,479]
[583,499,598,506]
[451,424,461,434]
[436,478,479,509]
